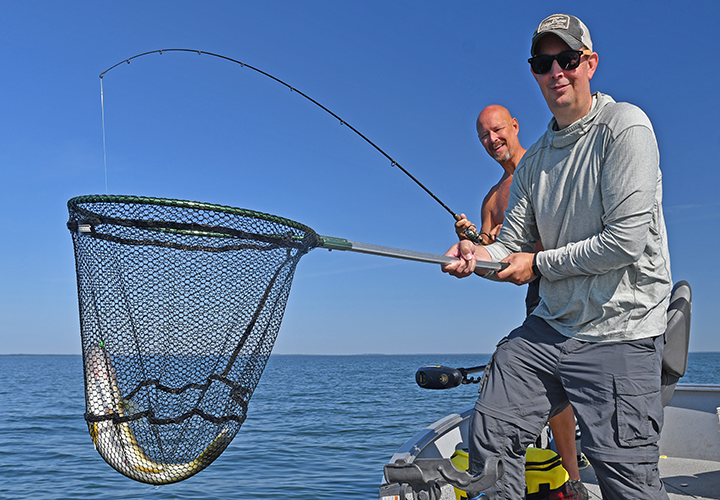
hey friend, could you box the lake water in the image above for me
[1,353,718,499]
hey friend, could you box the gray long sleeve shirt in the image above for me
[486,92,672,342]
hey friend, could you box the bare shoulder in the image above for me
[481,182,500,206]
[484,175,512,203]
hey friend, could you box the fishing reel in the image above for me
[415,364,486,390]
[462,227,484,245]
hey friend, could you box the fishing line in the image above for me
[100,79,108,194]
[99,48,482,243]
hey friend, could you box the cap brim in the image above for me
[531,31,584,55]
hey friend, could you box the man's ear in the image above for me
[587,52,599,80]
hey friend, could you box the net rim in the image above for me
[67,194,314,233]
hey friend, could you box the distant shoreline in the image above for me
[2,352,719,356]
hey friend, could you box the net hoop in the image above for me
[68,194,316,234]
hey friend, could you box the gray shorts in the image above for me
[469,315,666,499]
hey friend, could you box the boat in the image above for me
[379,282,720,499]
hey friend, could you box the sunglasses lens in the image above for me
[530,56,553,74]
[557,52,581,70]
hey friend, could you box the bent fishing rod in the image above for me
[99,48,483,244]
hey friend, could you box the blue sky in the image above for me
[2,1,719,355]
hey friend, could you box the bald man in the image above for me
[455,105,585,486]
[455,105,524,247]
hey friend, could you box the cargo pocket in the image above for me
[614,373,662,447]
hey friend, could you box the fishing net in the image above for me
[67,194,322,484]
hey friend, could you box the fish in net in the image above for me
[67,194,503,484]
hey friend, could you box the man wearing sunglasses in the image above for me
[443,13,671,500]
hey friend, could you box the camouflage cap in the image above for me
[531,14,593,56]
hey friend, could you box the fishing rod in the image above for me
[99,48,483,244]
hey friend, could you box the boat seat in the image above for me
[660,281,692,407]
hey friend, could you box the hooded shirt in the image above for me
[486,92,672,342]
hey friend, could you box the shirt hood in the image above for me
[547,92,614,149]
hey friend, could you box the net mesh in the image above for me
[67,195,322,484]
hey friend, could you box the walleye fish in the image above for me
[84,345,232,484]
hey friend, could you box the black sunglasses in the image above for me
[528,49,591,75]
